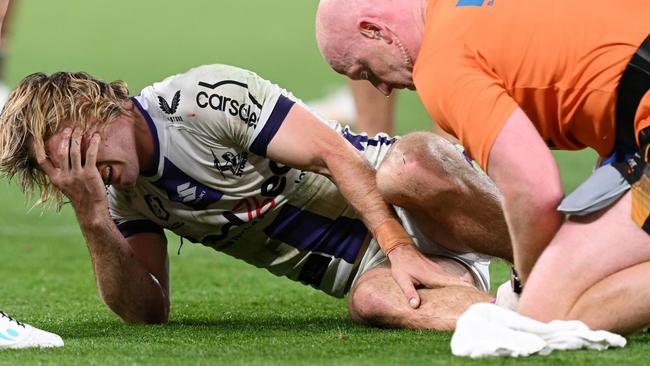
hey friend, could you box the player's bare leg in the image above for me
[376,132,512,261]
[519,192,650,334]
[348,257,492,330]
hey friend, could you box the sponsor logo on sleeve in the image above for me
[195,80,263,128]
[159,90,181,114]
[158,90,183,122]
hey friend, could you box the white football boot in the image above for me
[0,311,63,349]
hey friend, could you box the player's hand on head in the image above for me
[35,127,107,213]
[388,244,473,309]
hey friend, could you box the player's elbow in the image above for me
[128,308,169,325]
[108,300,170,325]
[101,290,170,324]
[318,139,364,178]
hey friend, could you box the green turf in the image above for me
[0,0,635,365]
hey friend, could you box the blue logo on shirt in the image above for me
[456,0,494,6]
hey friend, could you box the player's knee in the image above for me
[348,278,395,327]
[377,132,456,204]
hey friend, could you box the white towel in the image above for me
[451,303,626,358]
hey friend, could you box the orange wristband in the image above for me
[372,218,413,256]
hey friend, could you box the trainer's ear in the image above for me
[357,18,393,43]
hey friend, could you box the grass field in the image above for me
[0,1,639,365]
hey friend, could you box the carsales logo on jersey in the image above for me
[196,81,260,128]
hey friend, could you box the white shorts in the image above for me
[351,207,492,293]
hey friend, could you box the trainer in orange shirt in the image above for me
[316,0,650,334]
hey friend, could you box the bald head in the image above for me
[315,0,379,73]
[315,0,427,91]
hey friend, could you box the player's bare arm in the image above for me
[35,127,169,324]
[266,103,472,308]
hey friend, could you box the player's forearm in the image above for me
[265,104,411,253]
[76,211,169,324]
[322,145,410,249]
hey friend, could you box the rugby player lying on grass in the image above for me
[0,65,511,329]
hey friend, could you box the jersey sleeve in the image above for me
[415,49,518,171]
[153,64,299,157]
[108,187,164,239]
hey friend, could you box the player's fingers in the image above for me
[85,133,100,167]
[56,128,72,170]
[394,273,421,309]
[34,142,56,176]
[69,128,82,170]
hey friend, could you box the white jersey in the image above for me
[108,64,396,297]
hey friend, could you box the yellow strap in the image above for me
[631,175,650,228]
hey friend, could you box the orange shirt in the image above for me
[414,0,650,170]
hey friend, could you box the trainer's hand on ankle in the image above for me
[388,244,473,309]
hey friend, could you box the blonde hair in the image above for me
[0,71,130,207]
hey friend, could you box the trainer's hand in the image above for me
[388,244,473,309]
[35,127,107,216]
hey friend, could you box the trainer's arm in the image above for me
[35,128,169,324]
[266,104,472,307]
[487,107,564,282]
